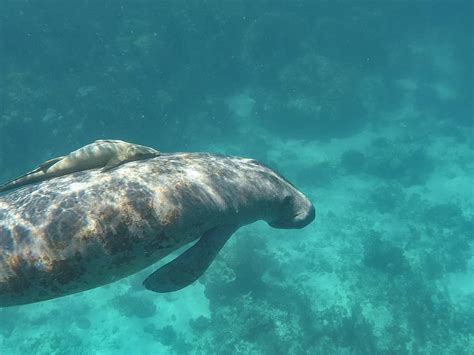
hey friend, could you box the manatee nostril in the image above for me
[294,203,315,227]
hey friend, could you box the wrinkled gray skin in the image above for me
[0,153,315,307]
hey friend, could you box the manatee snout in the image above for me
[292,202,315,228]
[269,192,315,229]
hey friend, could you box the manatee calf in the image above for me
[0,153,315,307]
[0,139,160,193]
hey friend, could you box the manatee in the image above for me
[0,153,315,307]
[0,139,160,193]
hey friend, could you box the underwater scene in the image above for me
[0,1,473,354]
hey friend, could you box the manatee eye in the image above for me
[283,195,294,206]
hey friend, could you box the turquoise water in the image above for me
[0,1,473,354]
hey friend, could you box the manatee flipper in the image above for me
[100,157,124,172]
[143,225,237,292]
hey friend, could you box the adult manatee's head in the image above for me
[125,142,160,160]
[242,159,315,229]
[268,190,315,229]
[267,177,315,229]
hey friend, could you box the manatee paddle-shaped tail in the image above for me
[0,156,66,193]
[0,140,160,193]
[144,225,238,292]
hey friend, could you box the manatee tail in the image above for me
[0,170,49,193]
[0,156,64,193]
[0,174,41,193]
[143,224,237,292]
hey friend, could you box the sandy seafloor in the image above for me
[0,2,473,354]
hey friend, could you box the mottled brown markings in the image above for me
[38,254,53,271]
[50,258,86,286]
[1,264,30,295]
[3,254,48,296]
[6,254,22,273]
[46,209,84,251]
[162,208,179,226]
[0,225,13,250]
[124,182,157,220]
[142,233,167,257]
[96,206,133,255]
[10,225,34,251]
[90,181,161,259]
[2,247,86,304]
[25,195,51,225]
